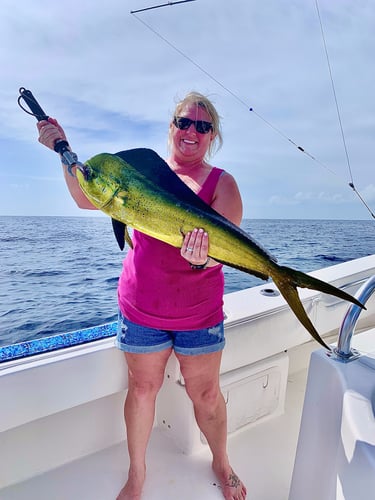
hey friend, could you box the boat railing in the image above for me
[333,275,375,362]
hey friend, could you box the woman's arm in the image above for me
[211,171,243,226]
[181,171,243,268]
[37,118,96,210]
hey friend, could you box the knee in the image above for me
[186,382,222,410]
[128,375,164,400]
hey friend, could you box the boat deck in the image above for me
[0,367,307,500]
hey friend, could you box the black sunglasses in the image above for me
[173,116,213,134]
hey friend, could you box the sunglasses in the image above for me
[173,116,213,134]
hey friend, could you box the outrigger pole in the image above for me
[130,0,196,14]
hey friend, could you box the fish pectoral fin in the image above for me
[111,218,132,251]
[125,225,133,249]
[272,275,330,350]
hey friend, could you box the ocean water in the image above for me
[0,216,374,348]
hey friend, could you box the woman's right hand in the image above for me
[37,118,68,152]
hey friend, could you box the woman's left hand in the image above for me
[181,228,209,266]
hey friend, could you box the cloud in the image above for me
[269,190,351,206]
[361,184,375,202]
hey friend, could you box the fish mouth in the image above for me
[77,162,91,181]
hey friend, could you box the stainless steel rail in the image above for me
[334,275,375,361]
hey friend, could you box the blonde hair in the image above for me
[168,91,223,159]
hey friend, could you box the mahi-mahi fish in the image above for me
[76,148,364,350]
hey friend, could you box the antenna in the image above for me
[131,0,196,14]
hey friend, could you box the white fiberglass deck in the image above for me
[0,354,308,500]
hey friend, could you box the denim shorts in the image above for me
[116,311,225,355]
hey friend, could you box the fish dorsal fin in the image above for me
[114,148,276,262]
[115,148,216,212]
[111,218,133,251]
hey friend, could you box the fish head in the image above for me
[76,153,130,210]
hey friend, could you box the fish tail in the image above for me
[271,266,365,350]
[280,266,365,308]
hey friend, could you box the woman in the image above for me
[37,91,246,500]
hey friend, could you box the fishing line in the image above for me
[315,0,374,219]
[130,11,338,177]
[131,5,374,218]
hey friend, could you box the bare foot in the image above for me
[212,462,247,500]
[116,466,146,500]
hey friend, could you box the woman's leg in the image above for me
[117,348,172,500]
[176,351,247,500]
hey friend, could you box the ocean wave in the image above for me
[314,254,346,262]
[22,270,70,278]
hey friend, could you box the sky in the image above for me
[1,0,374,220]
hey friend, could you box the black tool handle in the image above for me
[18,87,70,155]
[19,87,49,121]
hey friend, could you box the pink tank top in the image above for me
[118,167,225,330]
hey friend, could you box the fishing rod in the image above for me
[130,3,374,219]
[17,87,87,178]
